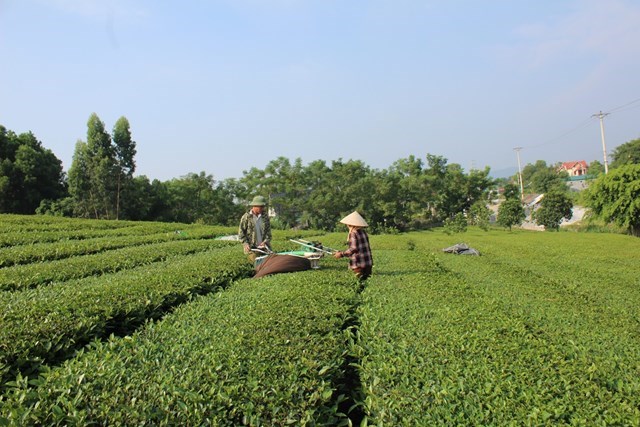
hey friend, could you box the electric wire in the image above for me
[606,97,640,113]
[514,96,639,152]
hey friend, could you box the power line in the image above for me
[606,97,640,114]
[519,96,640,150]
[524,117,594,149]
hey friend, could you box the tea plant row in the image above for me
[0,246,254,391]
[1,270,359,425]
[0,239,240,291]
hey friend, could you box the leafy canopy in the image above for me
[584,164,640,237]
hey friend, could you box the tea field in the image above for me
[0,214,639,425]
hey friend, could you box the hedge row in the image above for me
[0,239,237,291]
[354,233,640,425]
[0,228,228,268]
[0,222,235,248]
[0,214,140,232]
[0,246,253,390]
[1,269,359,426]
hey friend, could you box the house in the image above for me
[559,160,588,177]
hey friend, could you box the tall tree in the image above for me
[86,113,115,218]
[112,117,137,220]
[386,155,428,229]
[68,113,137,219]
[424,154,448,219]
[299,160,335,230]
[67,140,92,218]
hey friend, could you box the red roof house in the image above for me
[559,160,588,176]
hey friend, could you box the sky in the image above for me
[1,0,639,182]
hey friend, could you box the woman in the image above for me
[333,211,373,280]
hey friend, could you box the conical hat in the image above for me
[340,211,368,227]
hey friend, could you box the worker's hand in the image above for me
[243,243,251,254]
[333,251,343,259]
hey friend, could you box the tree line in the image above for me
[2,114,639,234]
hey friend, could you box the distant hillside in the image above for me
[490,166,517,179]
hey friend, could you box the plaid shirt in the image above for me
[343,228,373,270]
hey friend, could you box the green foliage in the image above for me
[112,116,137,220]
[0,245,251,390]
[1,217,640,425]
[497,199,525,230]
[563,219,627,235]
[588,160,605,177]
[3,115,499,230]
[584,164,640,236]
[1,267,354,425]
[406,239,416,250]
[0,231,232,290]
[443,212,467,234]
[0,125,66,214]
[35,196,75,216]
[356,231,640,425]
[533,191,573,231]
[610,138,640,169]
[502,182,520,200]
[521,160,568,193]
[468,200,491,231]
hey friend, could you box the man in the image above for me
[333,211,373,280]
[238,195,272,263]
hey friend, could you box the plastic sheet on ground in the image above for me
[215,235,240,241]
[442,243,480,256]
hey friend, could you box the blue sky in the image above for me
[1,0,639,181]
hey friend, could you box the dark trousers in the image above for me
[352,265,372,280]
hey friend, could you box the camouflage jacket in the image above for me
[238,211,272,247]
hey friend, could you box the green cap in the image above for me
[249,196,267,206]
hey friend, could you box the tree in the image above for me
[0,126,66,214]
[521,160,568,193]
[67,140,93,218]
[67,114,139,220]
[533,191,573,231]
[461,166,493,214]
[443,212,467,234]
[497,199,525,231]
[439,163,467,218]
[468,200,491,231]
[385,155,429,229]
[112,117,137,220]
[588,160,605,177]
[164,172,217,224]
[584,164,640,236]
[502,182,520,200]
[68,113,117,219]
[610,138,640,169]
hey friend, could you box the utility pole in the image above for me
[592,111,610,174]
[513,147,524,202]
